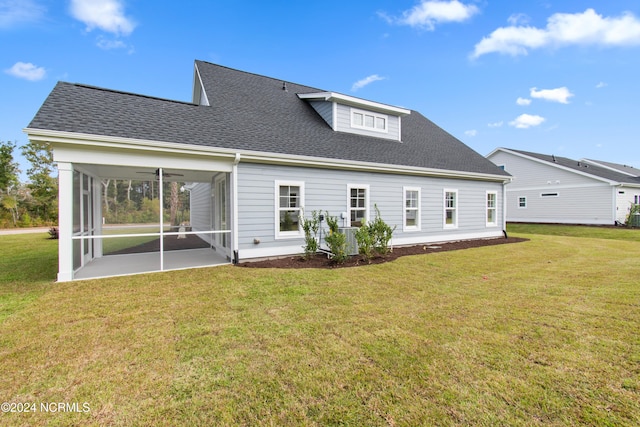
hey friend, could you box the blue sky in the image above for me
[2,0,640,180]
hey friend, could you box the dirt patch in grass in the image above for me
[239,236,528,269]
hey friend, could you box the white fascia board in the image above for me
[497,148,619,185]
[24,128,510,182]
[298,92,411,116]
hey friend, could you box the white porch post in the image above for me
[57,162,74,282]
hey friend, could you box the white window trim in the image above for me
[403,186,421,232]
[486,191,498,227]
[443,189,458,229]
[350,108,388,134]
[274,180,305,239]
[518,196,527,209]
[347,184,370,227]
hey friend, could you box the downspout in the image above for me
[159,167,164,271]
[232,153,241,264]
[502,178,511,238]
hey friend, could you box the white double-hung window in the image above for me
[275,181,304,238]
[348,184,369,227]
[444,189,458,228]
[403,187,421,231]
[486,191,497,227]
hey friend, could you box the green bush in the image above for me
[370,205,395,255]
[355,222,375,261]
[301,210,321,259]
[324,212,348,263]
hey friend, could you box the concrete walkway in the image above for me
[0,227,52,235]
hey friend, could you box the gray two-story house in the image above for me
[26,60,510,281]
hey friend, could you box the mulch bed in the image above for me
[239,237,528,269]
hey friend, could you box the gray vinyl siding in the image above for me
[236,163,504,258]
[489,150,616,224]
[616,186,640,223]
[335,103,401,141]
[309,101,334,129]
[507,186,613,224]
[189,182,212,244]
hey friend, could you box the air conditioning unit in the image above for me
[338,227,359,256]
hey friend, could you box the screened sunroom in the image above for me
[55,152,236,281]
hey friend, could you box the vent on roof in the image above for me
[552,155,557,162]
[282,82,287,92]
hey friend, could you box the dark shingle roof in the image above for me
[28,60,509,178]
[582,158,639,177]
[508,149,640,185]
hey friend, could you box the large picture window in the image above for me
[275,181,304,238]
[403,187,421,231]
[348,184,369,227]
[444,189,458,228]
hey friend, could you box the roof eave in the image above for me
[25,128,509,182]
[298,92,411,116]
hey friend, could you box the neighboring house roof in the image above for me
[27,60,509,179]
[581,158,639,177]
[495,148,640,186]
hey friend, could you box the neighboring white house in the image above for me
[25,61,511,281]
[487,148,640,225]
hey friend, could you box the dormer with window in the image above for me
[298,92,410,142]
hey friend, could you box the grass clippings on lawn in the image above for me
[0,227,639,426]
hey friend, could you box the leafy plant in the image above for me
[370,205,396,255]
[324,212,348,263]
[626,202,640,228]
[354,222,375,261]
[301,210,321,259]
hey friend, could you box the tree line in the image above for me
[0,140,57,228]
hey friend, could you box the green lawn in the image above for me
[0,227,639,426]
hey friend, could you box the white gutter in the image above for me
[24,128,510,182]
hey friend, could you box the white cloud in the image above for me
[0,0,45,28]
[70,0,136,36]
[488,121,503,128]
[516,97,531,106]
[530,86,574,104]
[464,129,477,137]
[385,0,479,30]
[596,81,608,88]
[471,8,640,58]
[507,13,529,26]
[0,0,46,28]
[509,114,545,129]
[351,74,385,91]
[4,61,46,81]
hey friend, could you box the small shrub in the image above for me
[355,222,375,261]
[324,212,348,263]
[48,227,59,240]
[370,205,396,255]
[626,203,640,228]
[301,210,321,259]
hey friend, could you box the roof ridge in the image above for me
[63,82,197,106]
[195,60,325,93]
